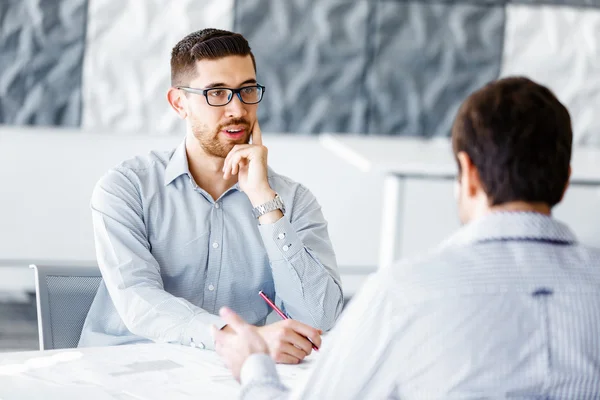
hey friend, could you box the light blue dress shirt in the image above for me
[241,212,600,399]
[78,140,344,350]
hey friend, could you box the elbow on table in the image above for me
[315,292,345,332]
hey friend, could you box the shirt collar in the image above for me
[164,140,190,186]
[163,140,278,188]
[440,211,578,249]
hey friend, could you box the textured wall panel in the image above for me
[512,0,600,7]
[81,0,234,134]
[0,0,87,126]
[501,4,600,145]
[235,0,370,134]
[366,1,505,137]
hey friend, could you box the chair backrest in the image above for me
[30,264,102,350]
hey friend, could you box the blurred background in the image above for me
[1,0,600,352]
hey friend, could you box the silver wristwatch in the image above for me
[252,193,286,218]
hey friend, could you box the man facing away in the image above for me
[78,29,344,364]
[213,77,600,398]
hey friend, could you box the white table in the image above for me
[0,343,315,399]
[321,134,600,268]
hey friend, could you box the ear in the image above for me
[559,166,572,202]
[456,151,481,198]
[167,87,188,119]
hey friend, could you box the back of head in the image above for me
[170,28,256,87]
[452,77,573,208]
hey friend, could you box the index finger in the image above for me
[251,120,263,146]
[218,307,250,333]
[286,320,322,348]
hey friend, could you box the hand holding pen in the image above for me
[212,306,321,381]
[214,292,322,364]
[259,291,320,351]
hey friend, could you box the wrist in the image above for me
[246,188,276,207]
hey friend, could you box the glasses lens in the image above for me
[206,89,233,106]
[240,86,263,104]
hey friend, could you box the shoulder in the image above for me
[266,167,316,204]
[96,149,174,190]
[92,149,175,210]
[385,244,478,303]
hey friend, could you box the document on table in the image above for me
[0,342,318,399]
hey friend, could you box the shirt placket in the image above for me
[204,199,224,314]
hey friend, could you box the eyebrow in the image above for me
[203,78,257,89]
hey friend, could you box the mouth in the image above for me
[221,126,247,140]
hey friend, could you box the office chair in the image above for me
[30,264,102,350]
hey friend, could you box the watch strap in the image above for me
[252,193,285,218]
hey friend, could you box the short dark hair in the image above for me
[170,28,256,87]
[451,76,572,207]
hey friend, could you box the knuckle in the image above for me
[271,340,282,350]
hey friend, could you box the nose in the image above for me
[224,94,247,118]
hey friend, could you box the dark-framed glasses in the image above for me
[176,84,266,106]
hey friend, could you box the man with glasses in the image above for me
[78,29,344,365]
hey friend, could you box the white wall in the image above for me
[0,127,383,294]
[398,178,600,259]
[2,127,600,294]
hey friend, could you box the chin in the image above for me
[223,135,250,146]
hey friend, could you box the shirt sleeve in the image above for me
[257,184,344,331]
[239,354,289,400]
[91,168,225,350]
[240,272,399,400]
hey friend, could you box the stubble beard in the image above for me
[191,118,251,158]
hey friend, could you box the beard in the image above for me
[190,117,251,158]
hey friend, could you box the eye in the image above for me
[210,90,224,97]
[242,87,257,95]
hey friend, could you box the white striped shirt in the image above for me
[79,140,343,349]
[241,212,600,399]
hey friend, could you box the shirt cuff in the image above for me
[182,312,227,351]
[258,217,303,262]
[240,353,281,386]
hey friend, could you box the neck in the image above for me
[488,201,552,216]
[185,135,237,200]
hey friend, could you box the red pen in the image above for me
[258,291,319,351]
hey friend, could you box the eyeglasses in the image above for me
[176,84,266,107]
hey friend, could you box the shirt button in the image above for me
[277,233,286,240]
[282,245,289,251]
[212,242,219,248]
[214,203,220,209]
[208,284,215,291]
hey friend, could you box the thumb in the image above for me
[219,307,248,332]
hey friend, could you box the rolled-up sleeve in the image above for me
[91,168,225,350]
[257,184,344,331]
